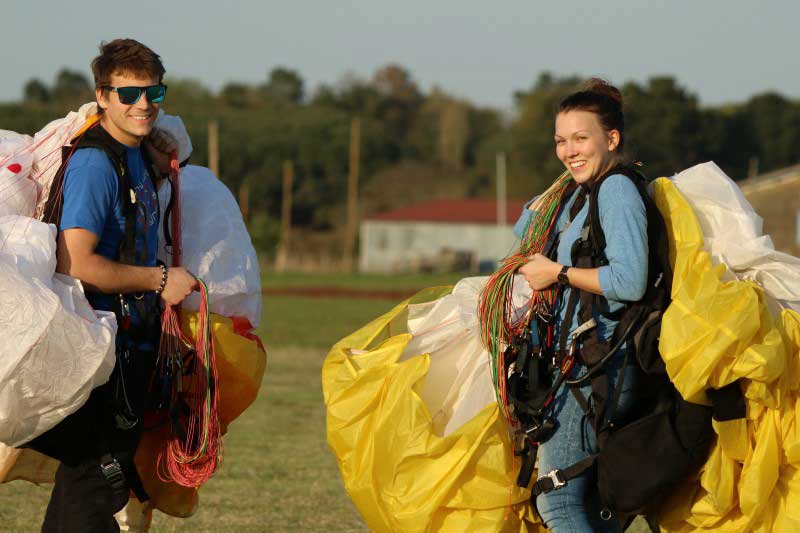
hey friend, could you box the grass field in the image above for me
[0,272,650,532]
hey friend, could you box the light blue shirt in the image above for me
[514,174,648,345]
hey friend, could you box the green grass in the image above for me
[262,270,465,290]
[148,346,366,532]
[260,295,399,348]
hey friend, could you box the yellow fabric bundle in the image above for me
[653,178,800,532]
[324,178,800,532]
[322,288,542,532]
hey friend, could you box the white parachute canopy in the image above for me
[0,215,116,447]
[157,165,262,327]
[670,161,800,313]
[0,103,99,218]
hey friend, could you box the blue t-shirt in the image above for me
[514,174,648,346]
[60,145,160,315]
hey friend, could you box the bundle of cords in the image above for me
[478,171,574,425]
[155,153,223,487]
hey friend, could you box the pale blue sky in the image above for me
[2,1,797,110]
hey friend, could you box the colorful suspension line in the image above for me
[478,171,574,425]
[157,279,222,487]
[154,153,223,487]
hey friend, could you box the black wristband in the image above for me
[557,265,570,286]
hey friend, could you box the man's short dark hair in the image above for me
[91,39,166,89]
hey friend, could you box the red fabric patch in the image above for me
[7,163,21,173]
[231,316,265,352]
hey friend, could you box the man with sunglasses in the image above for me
[32,39,198,532]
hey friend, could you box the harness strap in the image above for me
[531,454,597,497]
[99,453,127,498]
[95,390,151,503]
[516,441,539,488]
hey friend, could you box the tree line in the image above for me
[3,66,799,255]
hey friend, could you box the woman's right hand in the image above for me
[519,253,561,291]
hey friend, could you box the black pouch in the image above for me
[596,399,712,514]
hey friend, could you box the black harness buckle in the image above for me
[99,455,128,498]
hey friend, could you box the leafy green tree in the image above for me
[4,64,799,259]
[510,72,581,197]
[23,78,50,104]
[736,93,800,175]
[622,77,709,177]
[261,67,304,105]
[51,69,92,103]
[370,64,423,156]
[220,82,263,108]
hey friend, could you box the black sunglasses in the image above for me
[103,84,168,105]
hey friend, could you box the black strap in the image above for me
[98,451,150,503]
[531,454,597,496]
[516,442,539,488]
[95,390,151,503]
[99,453,128,498]
[707,380,747,421]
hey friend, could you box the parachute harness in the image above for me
[153,154,223,487]
[478,171,573,425]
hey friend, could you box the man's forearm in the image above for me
[57,251,162,294]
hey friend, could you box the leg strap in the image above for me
[531,455,596,497]
[99,452,150,503]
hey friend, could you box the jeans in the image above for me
[535,355,638,533]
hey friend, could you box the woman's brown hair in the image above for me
[558,78,624,151]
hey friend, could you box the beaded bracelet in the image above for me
[155,264,168,295]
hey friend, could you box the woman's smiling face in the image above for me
[554,110,620,184]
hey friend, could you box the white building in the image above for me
[359,198,527,273]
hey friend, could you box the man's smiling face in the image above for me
[96,72,160,147]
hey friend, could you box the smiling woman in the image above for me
[511,79,651,533]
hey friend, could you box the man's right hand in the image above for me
[160,266,199,306]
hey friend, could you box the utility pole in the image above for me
[238,178,250,223]
[276,160,294,272]
[748,156,760,179]
[343,117,361,271]
[496,152,507,226]
[208,120,219,177]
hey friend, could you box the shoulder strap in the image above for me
[585,164,650,262]
[77,125,139,266]
[47,123,140,265]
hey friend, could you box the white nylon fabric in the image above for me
[0,215,116,447]
[0,131,36,217]
[671,162,800,312]
[399,275,531,437]
[157,165,262,327]
[154,111,193,163]
[20,102,98,218]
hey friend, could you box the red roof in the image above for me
[367,198,528,225]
